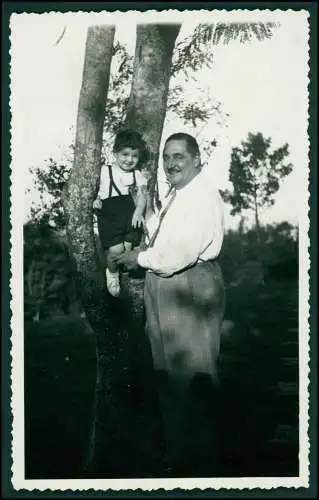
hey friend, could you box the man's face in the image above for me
[163,139,200,189]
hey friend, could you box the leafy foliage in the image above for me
[28,158,72,227]
[221,132,293,227]
[220,221,298,284]
[24,222,82,321]
[171,22,278,77]
[27,22,280,226]
[167,84,227,127]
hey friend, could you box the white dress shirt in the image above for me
[137,169,224,277]
[97,165,147,199]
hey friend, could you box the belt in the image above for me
[146,258,218,274]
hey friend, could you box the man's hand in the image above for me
[93,197,102,210]
[115,249,140,270]
[132,210,145,229]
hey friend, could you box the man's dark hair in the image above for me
[113,129,149,167]
[165,133,200,157]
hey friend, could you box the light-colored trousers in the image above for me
[144,261,225,473]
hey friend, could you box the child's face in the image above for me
[115,147,140,172]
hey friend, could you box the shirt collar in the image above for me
[173,170,203,197]
[113,164,133,176]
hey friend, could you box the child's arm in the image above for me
[93,195,102,210]
[93,166,107,210]
[132,185,147,228]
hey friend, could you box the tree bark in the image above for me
[254,196,261,240]
[120,24,181,474]
[62,24,181,477]
[125,24,181,209]
[253,191,265,283]
[63,25,115,325]
[62,26,137,475]
[253,183,261,244]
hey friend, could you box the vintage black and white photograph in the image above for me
[9,6,310,492]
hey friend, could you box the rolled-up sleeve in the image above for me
[136,170,147,187]
[97,166,110,199]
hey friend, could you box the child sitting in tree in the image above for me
[93,129,148,297]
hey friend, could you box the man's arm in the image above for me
[137,193,224,276]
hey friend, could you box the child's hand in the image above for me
[115,249,139,270]
[132,211,144,229]
[93,197,102,210]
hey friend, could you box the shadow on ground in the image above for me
[24,278,299,478]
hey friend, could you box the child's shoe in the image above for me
[106,269,120,297]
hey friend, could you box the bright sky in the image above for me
[10,9,309,230]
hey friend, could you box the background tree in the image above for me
[221,132,293,241]
[27,21,280,475]
[24,222,81,322]
[27,22,279,226]
[28,158,71,228]
[219,221,298,286]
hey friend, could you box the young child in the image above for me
[93,129,148,297]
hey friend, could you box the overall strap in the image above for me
[108,165,123,197]
[133,170,136,186]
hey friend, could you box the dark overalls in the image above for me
[97,165,142,249]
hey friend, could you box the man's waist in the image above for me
[146,257,219,274]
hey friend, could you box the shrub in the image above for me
[24,222,83,321]
[220,222,298,285]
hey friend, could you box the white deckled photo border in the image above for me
[9,7,311,492]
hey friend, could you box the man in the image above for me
[116,133,225,475]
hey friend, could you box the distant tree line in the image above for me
[24,222,83,322]
[24,218,298,323]
[219,220,298,286]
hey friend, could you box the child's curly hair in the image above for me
[113,129,149,169]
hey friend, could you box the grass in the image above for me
[24,315,97,478]
[24,277,299,478]
[217,280,299,477]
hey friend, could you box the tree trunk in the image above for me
[253,187,261,244]
[125,24,181,210]
[62,24,181,477]
[63,25,115,318]
[253,193,265,284]
[255,200,261,242]
[63,25,116,346]
[120,24,181,474]
[62,26,137,475]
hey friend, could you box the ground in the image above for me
[24,277,299,479]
